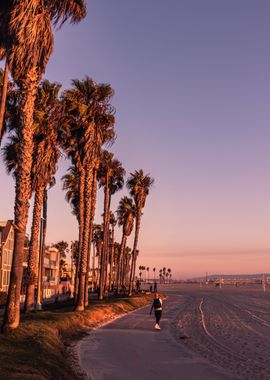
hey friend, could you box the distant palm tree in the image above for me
[167,268,172,283]
[159,269,162,284]
[2,0,86,332]
[146,267,149,282]
[127,170,154,295]
[116,196,136,292]
[97,151,125,299]
[153,267,156,281]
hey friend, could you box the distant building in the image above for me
[0,221,14,292]
[43,247,60,298]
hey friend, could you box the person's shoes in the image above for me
[155,324,161,330]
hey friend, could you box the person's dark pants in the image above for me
[155,310,162,325]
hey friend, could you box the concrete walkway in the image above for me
[78,293,237,380]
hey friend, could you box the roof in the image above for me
[0,220,14,245]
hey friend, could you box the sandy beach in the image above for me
[77,284,270,380]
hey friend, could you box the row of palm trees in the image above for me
[0,2,154,333]
[138,266,172,283]
[0,0,87,333]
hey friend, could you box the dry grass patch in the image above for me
[0,293,153,380]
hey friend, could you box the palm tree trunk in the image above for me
[117,234,127,293]
[2,67,38,332]
[98,172,110,300]
[36,189,47,309]
[74,167,85,303]
[108,225,114,291]
[84,168,97,307]
[75,165,93,311]
[24,185,45,312]
[0,60,9,142]
[128,209,142,296]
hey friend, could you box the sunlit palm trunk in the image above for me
[128,209,142,296]
[37,189,47,308]
[24,185,45,312]
[74,167,85,303]
[0,60,9,141]
[108,225,114,291]
[84,168,97,307]
[117,235,127,293]
[99,172,110,300]
[2,68,38,331]
[75,165,93,311]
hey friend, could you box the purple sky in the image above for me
[1,0,270,278]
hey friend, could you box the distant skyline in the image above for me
[1,0,270,278]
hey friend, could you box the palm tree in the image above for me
[2,0,86,332]
[24,80,62,312]
[159,269,162,284]
[108,212,117,291]
[163,267,166,283]
[84,163,99,307]
[116,196,136,293]
[98,151,125,299]
[146,267,149,283]
[167,268,172,284]
[153,267,156,281]
[127,170,154,296]
[3,80,61,312]
[62,78,115,311]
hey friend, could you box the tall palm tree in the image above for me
[116,196,136,293]
[153,267,156,281]
[3,80,62,312]
[2,0,86,332]
[24,80,62,312]
[98,151,125,299]
[62,78,115,311]
[126,170,154,296]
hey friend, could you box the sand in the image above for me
[75,283,270,379]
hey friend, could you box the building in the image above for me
[0,221,14,292]
[43,247,60,298]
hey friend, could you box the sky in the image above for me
[1,0,270,279]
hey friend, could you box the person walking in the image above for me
[150,293,163,330]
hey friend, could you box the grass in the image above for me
[0,293,153,380]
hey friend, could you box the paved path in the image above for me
[78,291,237,380]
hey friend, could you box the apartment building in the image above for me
[0,220,14,292]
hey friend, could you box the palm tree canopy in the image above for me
[3,79,62,187]
[62,78,115,169]
[98,150,125,194]
[4,0,86,83]
[126,169,154,209]
[116,196,136,237]
[62,165,80,220]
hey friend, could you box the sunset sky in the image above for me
[1,0,270,278]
